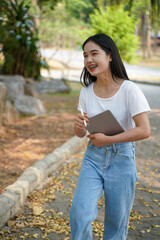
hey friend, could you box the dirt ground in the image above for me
[0,91,79,194]
[0,79,160,196]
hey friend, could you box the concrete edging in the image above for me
[132,79,160,86]
[0,135,87,228]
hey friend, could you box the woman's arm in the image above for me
[88,112,151,146]
[74,112,89,138]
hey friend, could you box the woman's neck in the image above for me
[95,71,115,87]
[95,76,117,89]
[93,77,124,98]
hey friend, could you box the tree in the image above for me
[64,0,97,22]
[38,2,88,48]
[37,0,59,11]
[89,5,140,63]
[0,0,48,80]
[149,0,160,52]
[127,0,160,56]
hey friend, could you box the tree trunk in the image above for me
[32,0,40,26]
[146,11,152,58]
[142,14,147,58]
[153,33,157,54]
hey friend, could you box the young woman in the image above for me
[70,33,151,240]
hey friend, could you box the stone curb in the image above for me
[0,135,88,229]
[132,79,160,86]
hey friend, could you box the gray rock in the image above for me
[24,78,38,98]
[0,75,25,100]
[14,96,46,116]
[4,101,19,124]
[24,83,38,97]
[0,82,6,125]
[33,78,70,94]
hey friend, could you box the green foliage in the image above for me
[37,0,59,13]
[89,5,140,63]
[65,0,94,22]
[149,0,160,34]
[0,0,48,80]
[39,3,89,48]
[127,0,160,35]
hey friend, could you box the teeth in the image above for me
[89,65,97,69]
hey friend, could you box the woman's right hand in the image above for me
[74,113,89,137]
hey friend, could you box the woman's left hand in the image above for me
[87,133,110,147]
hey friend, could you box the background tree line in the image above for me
[0,0,159,79]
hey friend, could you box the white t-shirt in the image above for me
[78,80,150,131]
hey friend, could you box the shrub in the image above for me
[89,5,140,63]
[0,0,48,80]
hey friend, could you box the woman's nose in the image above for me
[85,55,93,63]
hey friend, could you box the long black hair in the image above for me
[80,33,129,86]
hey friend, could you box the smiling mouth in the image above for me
[88,64,97,71]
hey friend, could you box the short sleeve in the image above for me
[77,87,87,113]
[128,83,151,117]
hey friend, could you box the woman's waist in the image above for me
[87,140,135,151]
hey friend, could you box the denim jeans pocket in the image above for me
[87,141,97,151]
[117,146,135,161]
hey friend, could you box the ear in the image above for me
[109,52,112,62]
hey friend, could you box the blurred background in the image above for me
[0,2,160,239]
[0,0,160,81]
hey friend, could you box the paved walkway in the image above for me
[0,110,159,239]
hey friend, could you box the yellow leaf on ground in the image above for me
[7,220,15,227]
[33,234,39,238]
[153,225,160,228]
[33,206,44,215]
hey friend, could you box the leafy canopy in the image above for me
[89,5,140,63]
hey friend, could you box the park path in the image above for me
[0,109,160,240]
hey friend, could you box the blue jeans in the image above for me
[70,141,138,240]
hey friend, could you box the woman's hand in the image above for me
[74,113,89,138]
[75,113,89,129]
[87,133,110,147]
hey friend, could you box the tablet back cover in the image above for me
[86,110,124,136]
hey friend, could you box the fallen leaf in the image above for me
[33,206,44,215]
[7,220,15,227]
[33,233,39,238]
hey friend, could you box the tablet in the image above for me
[86,110,124,136]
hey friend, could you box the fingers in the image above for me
[75,113,89,129]
[88,134,95,139]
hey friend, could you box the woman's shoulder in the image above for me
[123,80,135,87]
[122,80,139,91]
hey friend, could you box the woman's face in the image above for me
[83,41,112,77]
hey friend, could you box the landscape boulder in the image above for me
[0,82,6,125]
[32,78,70,94]
[0,75,71,121]
[24,78,38,98]
[0,75,25,100]
[14,96,46,116]
[4,101,19,124]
